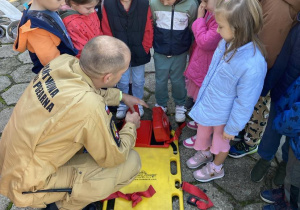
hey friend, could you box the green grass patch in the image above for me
[2,86,10,92]
[0,96,6,105]
[5,75,13,79]
[6,202,13,210]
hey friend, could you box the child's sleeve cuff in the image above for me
[119,91,123,101]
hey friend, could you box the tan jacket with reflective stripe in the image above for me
[0,54,137,207]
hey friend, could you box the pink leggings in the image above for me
[194,124,230,155]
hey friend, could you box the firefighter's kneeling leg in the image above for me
[32,150,141,210]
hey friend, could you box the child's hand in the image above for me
[198,2,206,18]
[223,131,235,141]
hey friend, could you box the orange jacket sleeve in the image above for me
[101,7,113,36]
[142,7,153,54]
[27,29,61,66]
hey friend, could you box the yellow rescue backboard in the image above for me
[102,140,183,210]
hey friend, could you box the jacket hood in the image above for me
[59,9,80,20]
[175,0,187,5]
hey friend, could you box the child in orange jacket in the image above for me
[14,0,78,73]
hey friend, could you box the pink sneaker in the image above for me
[187,121,198,130]
[183,135,196,148]
[193,162,224,182]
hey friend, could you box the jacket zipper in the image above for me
[169,4,175,56]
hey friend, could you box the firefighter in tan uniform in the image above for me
[0,36,147,210]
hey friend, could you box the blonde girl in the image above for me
[187,0,267,182]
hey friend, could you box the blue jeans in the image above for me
[117,65,145,107]
[154,52,187,107]
[258,100,289,162]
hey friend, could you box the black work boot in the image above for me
[43,202,98,210]
[82,202,97,210]
[43,203,58,210]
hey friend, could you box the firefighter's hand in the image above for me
[122,93,149,112]
[125,112,141,129]
[223,131,235,141]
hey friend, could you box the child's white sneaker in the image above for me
[155,104,167,113]
[138,104,144,117]
[183,135,196,148]
[187,121,198,130]
[193,162,224,182]
[175,105,186,122]
[116,105,128,119]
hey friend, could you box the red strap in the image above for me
[182,182,214,209]
[102,185,156,207]
[166,122,186,144]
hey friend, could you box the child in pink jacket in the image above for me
[183,0,221,148]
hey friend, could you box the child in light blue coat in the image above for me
[186,0,267,182]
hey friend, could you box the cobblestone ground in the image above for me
[0,1,284,210]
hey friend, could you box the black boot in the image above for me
[82,202,97,210]
[43,203,58,210]
[43,202,97,210]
